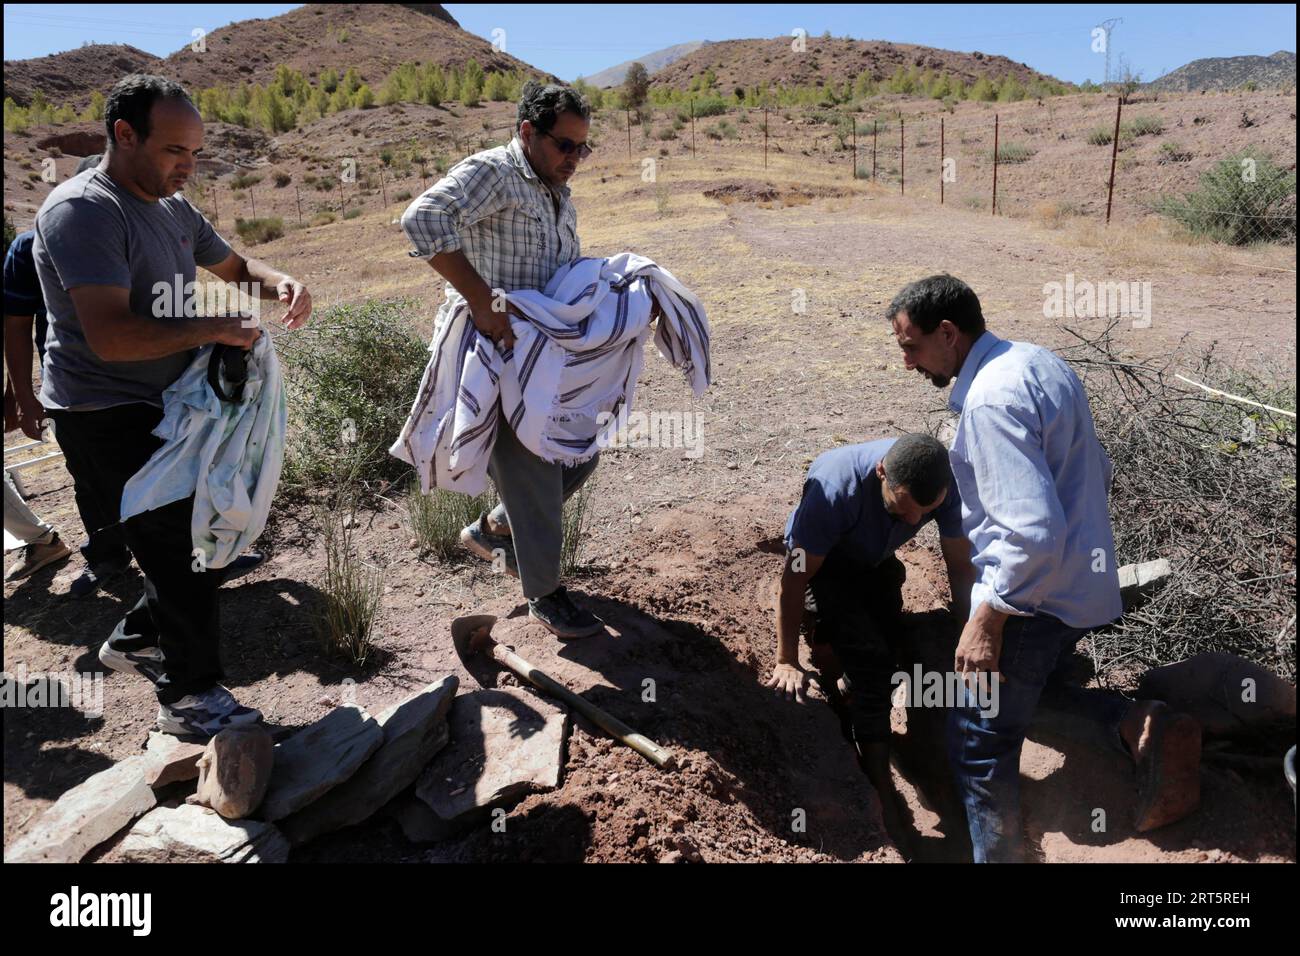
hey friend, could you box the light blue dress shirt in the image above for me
[948,331,1122,629]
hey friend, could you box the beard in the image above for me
[921,369,951,389]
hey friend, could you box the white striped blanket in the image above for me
[391,252,710,495]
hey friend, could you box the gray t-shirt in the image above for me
[33,168,232,411]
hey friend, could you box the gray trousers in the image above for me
[4,469,56,547]
[486,416,599,599]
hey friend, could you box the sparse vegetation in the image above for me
[314,477,383,667]
[234,216,284,244]
[277,298,429,490]
[407,483,497,560]
[1154,148,1296,245]
[992,142,1035,164]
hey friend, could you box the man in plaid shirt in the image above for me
[401,81,605,639]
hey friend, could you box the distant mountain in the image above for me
[3,43,161,108]
[2,4,552,109]
[1147,51,1295,92]
[583,41,709,88]
[649,36,1069,92]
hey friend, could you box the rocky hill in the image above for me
[2,4,551,109]
[649,36,1069,91]
[1147,50,1295,92]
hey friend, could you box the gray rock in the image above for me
[187,724,275,819]
[120,804,289,863]
[144,732,207,789]
[408,688,568,837]
[1119,559,1172,611]
[5,754,156,863]
[279,676,458,846]
[257,705,383,822]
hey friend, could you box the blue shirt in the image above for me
[948,331,1122,628]
[784,438,964,567]
[3,230,48,365]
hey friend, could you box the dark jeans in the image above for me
[946,613,1132,863]
[805,552,906,745]
[49,404,224,705]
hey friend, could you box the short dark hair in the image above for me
[882,433,952,507]
[516,79,590,134]
[105,74,194,146]
[886,274,985,336]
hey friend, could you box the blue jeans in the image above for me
[946,613,1131,863]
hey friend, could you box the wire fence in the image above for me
[178,96,1295,250]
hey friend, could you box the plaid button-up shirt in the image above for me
[400,137,580,295]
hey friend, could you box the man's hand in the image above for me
[14,391,45,440]
[468,290,517,350]
[210,314,263,349]
[275,276,313,330]
[765,661,810,703]
[954,602,1008,691]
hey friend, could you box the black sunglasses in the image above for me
[540,130,593,159]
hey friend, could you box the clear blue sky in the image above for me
[4,4,1295,85]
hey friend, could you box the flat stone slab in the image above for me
[144,732,207,789]
[409,688,568,836]
[257,705,383,822]
[1119,559,1172,611]
[279,676,458,846]
[5,754,157,863]
[120,804,289,863]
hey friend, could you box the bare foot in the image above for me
[1122,700,1202,832]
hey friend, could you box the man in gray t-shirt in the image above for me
[35,166,233,410]
[34,74,313,739]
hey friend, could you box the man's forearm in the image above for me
[775,573,806,665]
[429,249,495,311]
[3,315,37,401]
[88,311,242,362]
[237,256,290,298]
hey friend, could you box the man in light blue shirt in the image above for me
[888,274,1202,862]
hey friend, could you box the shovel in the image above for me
[451,614,675,770]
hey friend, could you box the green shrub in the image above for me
[1126,114,1164,137]
[691,95,728,117]
[343,207,362,219]
[560,483,595,576]
[407,482,497,560]
[277,298,430,490]
[273,171,292,187]
[1086,126,1114,146]
[1157,141,1193,165]
[1154,148,1296,245]
[230,171,263,189]
[311,211,336,226]
[314,479,383,667]
[234,216,284,244]
[991,142,1035,164]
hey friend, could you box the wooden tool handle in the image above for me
[493,644,675,770]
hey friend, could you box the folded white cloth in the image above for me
[392,252,710,495]
[120,334,285,569]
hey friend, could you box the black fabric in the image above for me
[48,404,224,704]
[805,552,906,744]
